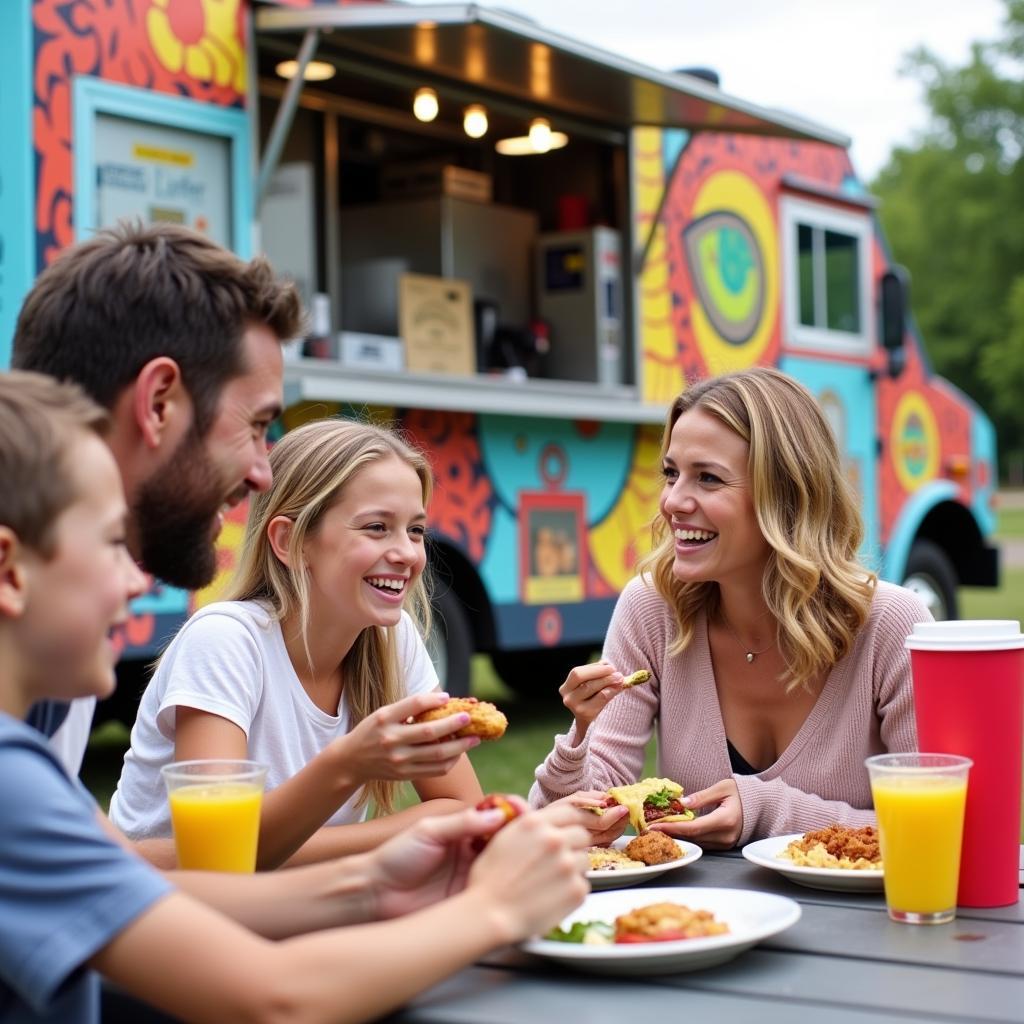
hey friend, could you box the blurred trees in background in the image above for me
[873,0,1024,479]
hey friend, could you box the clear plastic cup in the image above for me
[866,753,972,924]
[161,760,267,873]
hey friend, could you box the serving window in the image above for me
[255,57,632,389]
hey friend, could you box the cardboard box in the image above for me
[399,273,476,376]
[382,161,492,204]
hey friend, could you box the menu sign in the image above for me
[93,114,231,245]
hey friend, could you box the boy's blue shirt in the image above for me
[0,713,171,1023]
[23,701,69,739]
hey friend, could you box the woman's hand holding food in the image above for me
[465,801,592,944]
[560,660,626,740]
[650,778,743,850]
[556,790,630,845]
[331,691,479,785]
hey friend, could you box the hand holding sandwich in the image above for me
[650,778,743,850]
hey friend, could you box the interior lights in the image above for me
[413,87,439,122]
[463,104,489,139]
[275,59,336,82]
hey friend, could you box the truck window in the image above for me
[782,196,871,356]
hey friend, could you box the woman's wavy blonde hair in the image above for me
[638,367,875,692]
[224,417,434,814]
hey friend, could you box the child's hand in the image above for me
[332,691,479,786]
[559,660,624,739]
[368,796,529,919]
[464,802,591,944]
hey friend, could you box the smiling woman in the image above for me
[530,368,932,848]
[108,417,485,869]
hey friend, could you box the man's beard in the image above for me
[133,428,232,590]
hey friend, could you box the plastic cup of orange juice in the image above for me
[865,753,972,924]
[161,760,267,873]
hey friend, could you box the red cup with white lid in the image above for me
[905,619,1024,907]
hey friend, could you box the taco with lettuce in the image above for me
[593,777,695,834]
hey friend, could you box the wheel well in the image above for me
[427,540,495,651]
[912,501,986,587]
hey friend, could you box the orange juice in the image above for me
[168,782,263,872]
[872,775,967,916]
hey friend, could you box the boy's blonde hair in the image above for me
[225,417,434,814]
[638,367,875,692]
[0,371,109,556]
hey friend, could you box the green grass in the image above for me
[997,502,1024,539]
[961,568,1024,622]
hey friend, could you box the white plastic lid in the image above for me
[905,619,1024,651]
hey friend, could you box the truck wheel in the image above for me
[902,539,959,620]
[491,645,598,700]
[428,588,472,697]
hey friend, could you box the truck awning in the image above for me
[254,2,849,146]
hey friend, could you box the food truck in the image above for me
[0,0,1000,703]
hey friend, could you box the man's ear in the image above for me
[0,528,29,618]
[266,516,296,567]
[132,357,190,450]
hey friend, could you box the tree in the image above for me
[872,0,1024,474]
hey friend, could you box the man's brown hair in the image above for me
[0,371,110,557]
[12,221,302,434]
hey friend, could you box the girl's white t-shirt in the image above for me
[109,600,438,839]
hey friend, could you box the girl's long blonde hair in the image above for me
[638,368,875,692]
[225,417,434,813]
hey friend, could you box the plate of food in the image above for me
[522,886,801,975]
[586,834,703,890]
[742,825,885,892]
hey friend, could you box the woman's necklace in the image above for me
[720,612,777,664]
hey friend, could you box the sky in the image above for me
[409,0,1008,181]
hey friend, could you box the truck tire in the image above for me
[491,645,598,701]
[428,588,473,697]
[902,539,959,620]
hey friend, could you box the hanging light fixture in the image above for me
[528,117,552,153]
[463,104,489,139]
[495,127,569,156]
[413,87,439,122]
[275,59,336,82]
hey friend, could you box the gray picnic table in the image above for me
[379,847,1024,1024]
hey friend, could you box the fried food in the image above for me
[779,824,883,870]
[586,846,645,871]
[414,697,507,740]
[624,830,683,866]
[614,902,729,942]
[621,669,651,688]
[471,793,522,851]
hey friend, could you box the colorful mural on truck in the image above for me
[10,0,996,662]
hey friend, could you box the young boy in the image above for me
[0,371,591,1024]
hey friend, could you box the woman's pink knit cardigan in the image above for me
[529,577,932,844]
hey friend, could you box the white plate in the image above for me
[522,886,801,975]
[586,837,703,890]
[742,834,885,892]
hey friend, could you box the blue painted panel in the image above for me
[779,356,880,571]
[971,409,998,538]
[72,78,252,256]
[0,2,33,368]
[479,505,521,602]
[477,414,635,522]
[493,598,618,651]
[663,129,689,173]
[883,481,957,583]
